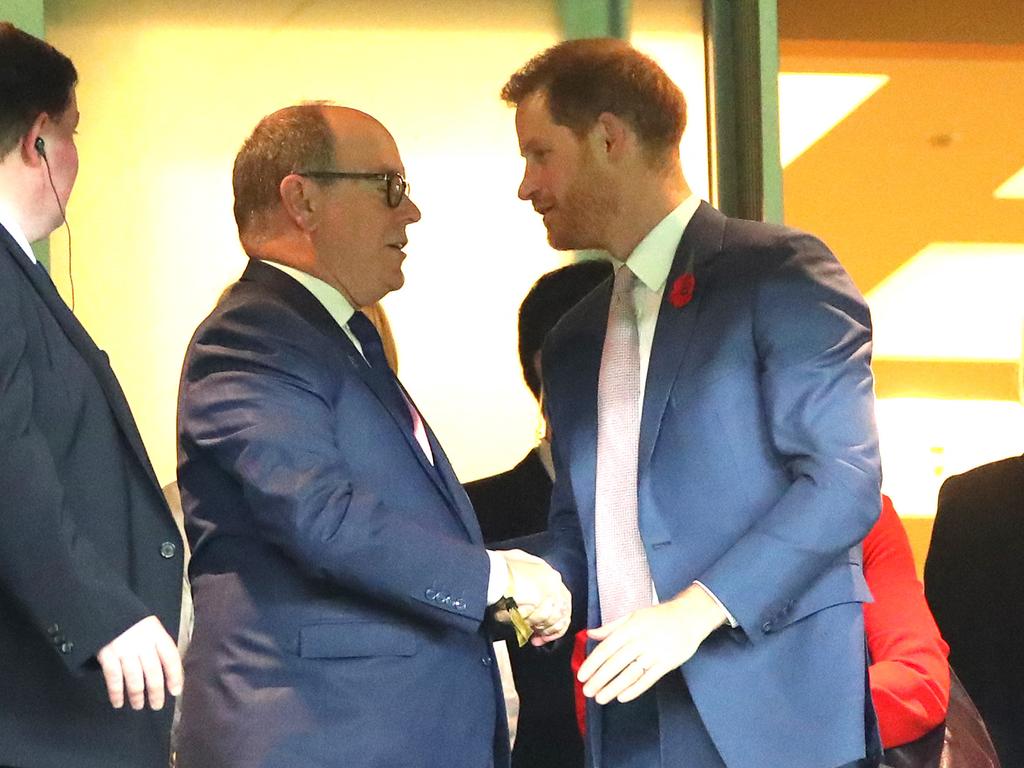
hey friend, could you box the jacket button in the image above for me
[159,541,177,559]
[482,656,492,666]
[425,588,437,600]
[47,623,61,636]
[59,641,74,654]
[761,621,772,634]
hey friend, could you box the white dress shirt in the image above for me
[0,203,36,264]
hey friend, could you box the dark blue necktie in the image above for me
[347,310,412,431]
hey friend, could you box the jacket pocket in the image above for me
[773,558,871,631]
[298,621,420,659]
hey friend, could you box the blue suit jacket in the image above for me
[541,204,882,768]
[176,261,508,768]
[0,225,182,767]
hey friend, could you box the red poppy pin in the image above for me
[668,273,696,308]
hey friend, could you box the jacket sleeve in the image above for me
[178,308,491,633]
[698,232,882,640]
[0,267,149,670]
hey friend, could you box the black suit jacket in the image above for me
[0,224,183,767]
[466,449,585,768]
[467,449,553,544]
[925,454,1024,768]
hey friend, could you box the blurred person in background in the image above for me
[926,453,1024,767]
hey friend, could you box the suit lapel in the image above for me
[393,377,472,519]
[638,202,725,473]
[422,421,482,542]
[0,227,165,498]
[241,261,464,521]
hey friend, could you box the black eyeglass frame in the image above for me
[293,170,410,208]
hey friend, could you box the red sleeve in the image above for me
[864,495,950,748]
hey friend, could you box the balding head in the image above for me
[231,102,333,241]
[232,104,402,244]
[318,106,393,169]
[232,102,420,306]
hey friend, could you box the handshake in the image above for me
[491,549,572,647]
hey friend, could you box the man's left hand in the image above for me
[577,585,728,705]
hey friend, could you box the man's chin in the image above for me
[548,231,589,252]
[545,228,583,252]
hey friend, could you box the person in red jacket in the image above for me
[865,495,949,747]
[573,495,950,750]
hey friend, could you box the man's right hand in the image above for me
[95,615,183,711]
[500,549,572,645]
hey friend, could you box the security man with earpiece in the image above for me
[0,23,184,768]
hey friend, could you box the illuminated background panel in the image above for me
[779,0,1024,568]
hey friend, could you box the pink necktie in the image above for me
[595,266,651,624]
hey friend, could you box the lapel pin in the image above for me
[668,273,696,309]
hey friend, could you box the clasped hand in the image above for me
[499,549,572,646]
[577,584,727,704]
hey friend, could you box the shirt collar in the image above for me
[0,202,37,264]
[617,195,701,291]
[258,259,355,330]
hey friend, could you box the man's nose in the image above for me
[400,195,421,223]
[518,168,536,201]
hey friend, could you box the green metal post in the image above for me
[556,0,631,40]
[704,0,783,223]
[1,0,43,35]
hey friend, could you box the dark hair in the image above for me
[0,23,78,159]
[232,102,336,237]
[501,38,686,159]
[519,259,613,399]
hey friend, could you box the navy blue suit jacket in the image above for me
[0,224,183,767]
[176,260,508,768]
[541,204,882,768]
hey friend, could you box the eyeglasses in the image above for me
[294,170,410,209]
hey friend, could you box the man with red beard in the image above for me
[502,39,882,768]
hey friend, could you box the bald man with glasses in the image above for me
[174,103,571,768]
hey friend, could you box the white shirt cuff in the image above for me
[486,550,509,605]
[693,580,738,628]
